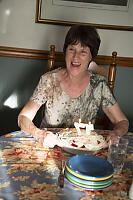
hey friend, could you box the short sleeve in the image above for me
[30,73,52,105]
[101,81,116,108]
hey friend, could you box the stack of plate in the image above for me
[65,155,114,190]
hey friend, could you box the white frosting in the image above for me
[57,129,106,151]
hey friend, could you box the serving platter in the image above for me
[63,146,99,155]
[56,128,107,155]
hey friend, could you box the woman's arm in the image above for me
[103,103,129,137]
[18,100,47,145]
[18,100,59,147]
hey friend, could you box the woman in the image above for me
[18,25,129,147]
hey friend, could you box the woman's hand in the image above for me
[18,113,60,148]
[33,129,48,145]
[34,129,60,148]
[106,131,120,147]
[43,132,60,148]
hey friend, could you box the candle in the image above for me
[78,122,86,128]
[74,119,94,136]
[78,118,87,128]
[86,122,94,135]
[74,122,82,135]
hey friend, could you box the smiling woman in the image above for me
[18,25,129,148]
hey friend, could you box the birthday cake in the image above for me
[57,128,106,151]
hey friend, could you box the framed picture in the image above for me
[36,0,133,31]
[53,0,129,11]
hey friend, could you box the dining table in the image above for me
[0,129,133,200]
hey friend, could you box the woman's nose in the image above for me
[73,50,80,59]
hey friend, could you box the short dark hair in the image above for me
[63,25,101,59]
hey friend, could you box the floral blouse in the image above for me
[30,68,116,128]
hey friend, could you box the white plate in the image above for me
[57,133,106,155]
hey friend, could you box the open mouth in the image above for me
[71,62,81,67]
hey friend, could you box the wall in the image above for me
[0,0,133,133]
[0,56,47,134]
[0,0,133,57]
[114,66,133,131]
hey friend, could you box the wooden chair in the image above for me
[47,45,117,129]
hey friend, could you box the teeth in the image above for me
[72,62,80,66]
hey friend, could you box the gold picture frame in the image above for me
[36,0,133,31]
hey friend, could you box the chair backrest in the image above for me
[47,44,117,129]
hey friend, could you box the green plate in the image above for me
[65,171,113,189]
[65,169,113,186]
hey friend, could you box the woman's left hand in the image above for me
[106,131,120,147]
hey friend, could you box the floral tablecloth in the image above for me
[0,130,133,200]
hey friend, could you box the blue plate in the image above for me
[65,168,113,186]
[66,155,114,181]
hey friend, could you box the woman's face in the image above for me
[65,42,92,76]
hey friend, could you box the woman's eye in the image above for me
[69,48,74,51]
[81,50,87,54]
